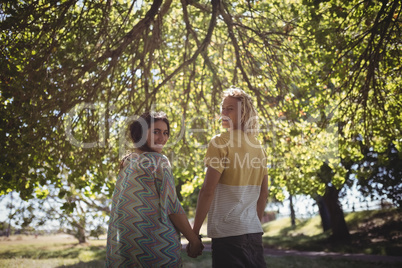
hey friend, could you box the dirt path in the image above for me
[183,243,402,263]
[261,247,402,263]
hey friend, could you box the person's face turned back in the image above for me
[221,96,241,131]
[146,120,169,153]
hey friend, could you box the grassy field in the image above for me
[0,209,400,267]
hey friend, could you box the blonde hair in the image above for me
[221,87,259,135]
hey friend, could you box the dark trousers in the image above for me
[211,233,266,268]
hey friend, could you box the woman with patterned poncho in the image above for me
[106,112,203,267]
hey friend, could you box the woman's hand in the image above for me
[186,238,204,258]
[167,213,204,258]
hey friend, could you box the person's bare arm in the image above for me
[257,175,269,221]
[168,213,203,257]
[192,166,221,235]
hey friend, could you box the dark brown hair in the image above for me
[129,111,170,152]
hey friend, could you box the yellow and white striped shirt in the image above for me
[204,129,268,238]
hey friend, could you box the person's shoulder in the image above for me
[119,152,139,169]
[121,152,160,165]
[243,132,264,146]
[142,151,164,160]
[210,132,230,144]
[143,152,171,166]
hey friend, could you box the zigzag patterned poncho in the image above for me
[106,152,185,267]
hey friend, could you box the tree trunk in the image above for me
[71,218,87,244]
[322,186,350,241]
[7,193,13,238]
[289,194,296,227]
[316,196,331,232]
[77,225,86,243]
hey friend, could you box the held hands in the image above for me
[186,235,204,258]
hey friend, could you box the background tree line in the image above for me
[1,0,401,243]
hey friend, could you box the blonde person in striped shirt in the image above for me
[192,87,269,267]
